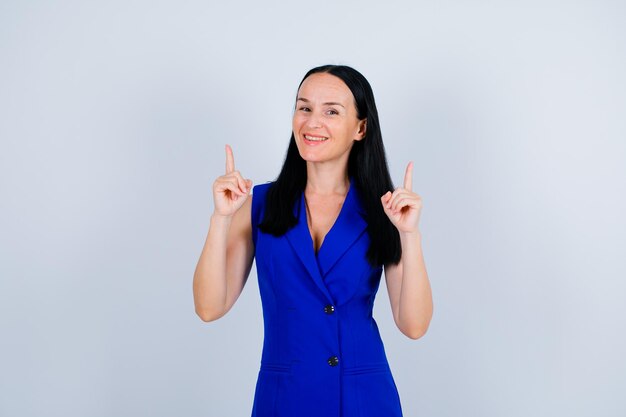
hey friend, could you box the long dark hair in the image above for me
[258,65,401,267]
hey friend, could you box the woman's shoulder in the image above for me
[250,181,274,238]
[252,180,274,199]
[251,180,275,212]
[253,180,274,192]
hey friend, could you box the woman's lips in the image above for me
[303,134,328,144]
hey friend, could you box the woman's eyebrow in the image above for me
[296,97,345,108]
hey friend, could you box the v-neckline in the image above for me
[303,177,353,257]
[284,175,367,287]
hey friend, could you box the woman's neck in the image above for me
[305,162,350,196]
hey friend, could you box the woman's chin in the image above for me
[300,154,326,163]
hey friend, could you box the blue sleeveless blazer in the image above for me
[250,176,403,417]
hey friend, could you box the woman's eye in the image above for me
[299,107,311,112]
[326,109,339,115]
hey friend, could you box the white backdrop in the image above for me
[1,1,625,416]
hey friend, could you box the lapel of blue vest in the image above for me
[285,176,368,303]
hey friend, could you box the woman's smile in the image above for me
[303,134,329,144]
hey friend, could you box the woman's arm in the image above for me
[192,144,254,322]
[384,232,432,339]
[380,161,433,339]
[193,198,254,322]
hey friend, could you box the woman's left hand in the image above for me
[381,161,423,234]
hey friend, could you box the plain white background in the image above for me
[1,1,624,416]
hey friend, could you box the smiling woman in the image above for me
[293,73,367,164]
[193,64,433,417]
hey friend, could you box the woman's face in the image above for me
[292,73,366,165]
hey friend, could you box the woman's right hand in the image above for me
[212,144,253,218]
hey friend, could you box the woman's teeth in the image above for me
[305,135,328,141]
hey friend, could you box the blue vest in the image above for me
[250,176,403,417]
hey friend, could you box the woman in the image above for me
[193,64,433,417]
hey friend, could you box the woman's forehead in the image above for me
[297,73,353,104]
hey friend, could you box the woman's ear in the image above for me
[355,119,367,140]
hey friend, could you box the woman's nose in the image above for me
[306,111,323,129]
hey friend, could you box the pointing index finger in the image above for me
[225,144,235,174]
[403,161,413,191]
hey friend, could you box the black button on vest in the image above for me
[324,304,335,314]
[327,356,339,367]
